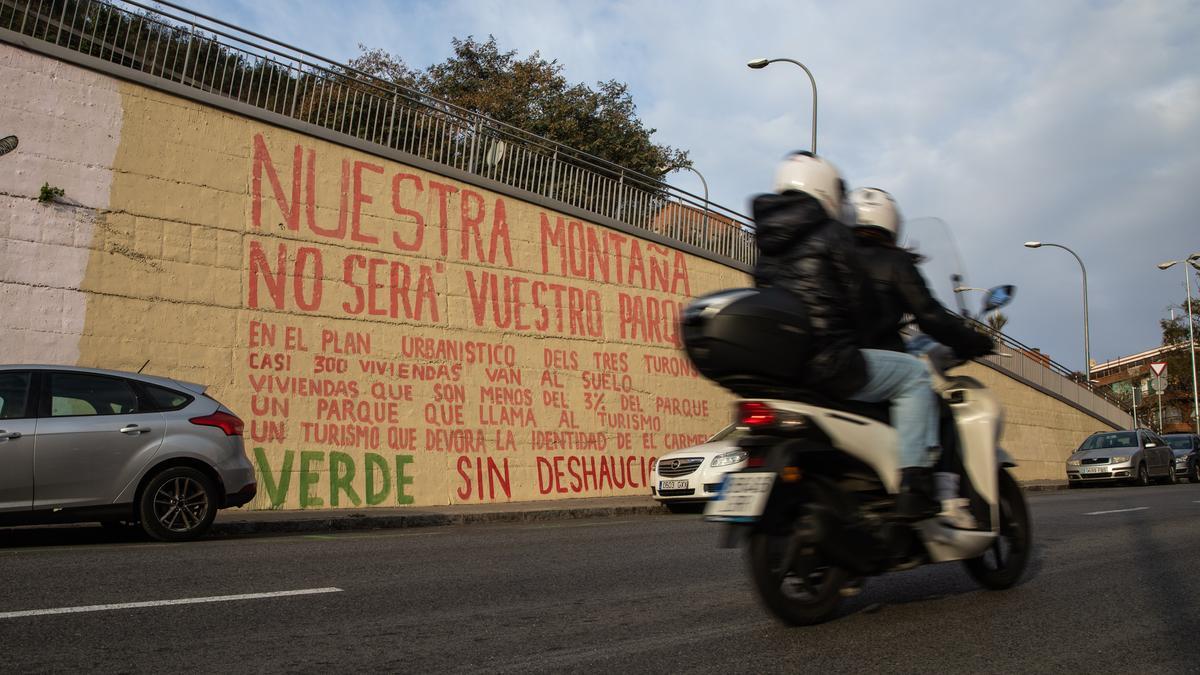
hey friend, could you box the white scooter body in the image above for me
[742,363,1010,563]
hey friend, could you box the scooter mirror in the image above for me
[982,285,1016,313]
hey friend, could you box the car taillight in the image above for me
[738,401,777,429]
[190,411,244,436]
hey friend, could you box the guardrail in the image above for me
[0,0,757,267]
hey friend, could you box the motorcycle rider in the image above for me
[752,152,944,519]
[847,187,995,526]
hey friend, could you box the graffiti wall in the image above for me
[0,43,747,508]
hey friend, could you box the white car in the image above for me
[651,425,748,512]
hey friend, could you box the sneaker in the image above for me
[939,498,978,530]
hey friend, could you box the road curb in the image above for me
[212,504,669,536]
[1020,482,1070,492]
[213,480,1071,537]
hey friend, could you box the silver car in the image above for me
[0,365,256,541]
[1065,430,1176,487]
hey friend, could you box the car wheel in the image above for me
[138,467,217,542]
[1135,463,1151,487]
[1164,466,1178,485]
[1190,463,1200,484]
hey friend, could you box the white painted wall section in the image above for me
[0,43,122,364]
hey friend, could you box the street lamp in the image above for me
[662,164,710,240]
[1025,241,1091,382]
[747,57,818,154]
[1157,254,1200,434]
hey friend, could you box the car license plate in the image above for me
[659,479,689,490]
[1082,466,1108,474]
[704,472,776,522]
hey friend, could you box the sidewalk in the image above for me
[212,479,1069,536]
[212,495,669,536]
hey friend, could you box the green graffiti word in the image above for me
[253,448,414,509]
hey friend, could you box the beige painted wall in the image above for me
[2,43,745,509]
[960,362,1116,482]
[1,43,1109,508]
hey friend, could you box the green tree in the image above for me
[348,36,689,179]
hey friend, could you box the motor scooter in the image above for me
[680,285,1031,625]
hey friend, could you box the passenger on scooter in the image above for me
[847,187,995,525]
[751,152,945,520]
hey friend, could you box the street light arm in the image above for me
[663,164,710,238]
[1028,241,1091,380]
[753,58,819,154]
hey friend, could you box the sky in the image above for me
[180,0,1200,373]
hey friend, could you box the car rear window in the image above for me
[142,383,193,411]
[0,372,31,419]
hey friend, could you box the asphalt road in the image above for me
[3,483,1200,673]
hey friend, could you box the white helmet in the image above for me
[773,151,844,220]
[848,187,900,238]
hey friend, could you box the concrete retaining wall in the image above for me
[0,42,1113,507]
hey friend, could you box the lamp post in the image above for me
[747,57,818,154]
[663,164,710,240]
[1157,254,1200,434]
[1025,241,1091,383]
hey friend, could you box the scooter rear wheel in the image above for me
[963,468,1031,590]
[747,530,849,626]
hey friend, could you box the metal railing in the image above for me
[972,319,1132,427]
[0,0,757,267]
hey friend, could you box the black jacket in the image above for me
[752,192,871,398]
[854,231,994,358]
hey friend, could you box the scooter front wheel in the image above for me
[963,468,1031,589]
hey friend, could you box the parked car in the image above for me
[1163,433,1200,483]
[1065,429,1176,487]
[651,425,748,512]
[0,365,257,541]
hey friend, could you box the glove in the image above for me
[954,331,995,360]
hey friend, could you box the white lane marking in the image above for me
[1084,507,1149,516]
[0,587,342,620]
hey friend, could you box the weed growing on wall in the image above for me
[38,182,65,204]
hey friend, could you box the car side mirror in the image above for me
[1145,442,1158,448]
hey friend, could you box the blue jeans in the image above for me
[848,349,938,469]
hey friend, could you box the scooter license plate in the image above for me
[704,472,776,522]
